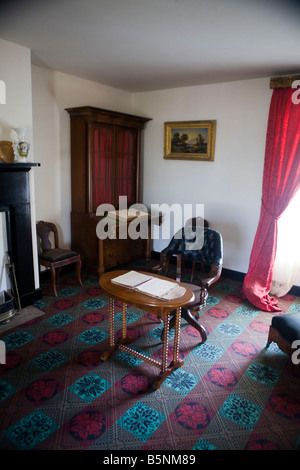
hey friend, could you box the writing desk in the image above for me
[100,270,195,389]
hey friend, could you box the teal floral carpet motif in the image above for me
[0,261,300,451]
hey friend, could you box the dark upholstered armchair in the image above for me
[36,221,83,296]
[153,222,223,342]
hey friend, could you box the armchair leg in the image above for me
[162,308,207,344]
[181,308,207,343]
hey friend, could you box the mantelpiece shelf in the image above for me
[0,162,40,172]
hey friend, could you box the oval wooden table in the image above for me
[100,270,195,390]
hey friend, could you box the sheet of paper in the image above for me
[160,285,186,300]
[135,277,177,297]
[111,270,152,287]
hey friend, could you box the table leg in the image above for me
[101,293,185,389]
[153,308,184,390]
[101,297,118,361]
[120,303,133,345]
[170,307,183,367]
[161,314,170,373]
[109,298,115,347]
[122,303,127,340]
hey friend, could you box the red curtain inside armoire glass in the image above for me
[93,126,113,209]
[93,127,136,210]
[117,129,134,204]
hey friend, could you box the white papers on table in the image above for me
[111,270,152,288]
[136,277,186,300]
[111,270,186,300]
[159,285,186,300]
[136,277,175,296]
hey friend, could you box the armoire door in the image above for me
[91,124,138,212]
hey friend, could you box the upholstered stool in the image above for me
[266,313,300,358]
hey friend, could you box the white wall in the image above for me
[133,78,273,275]
[31,65,299,288]
[0,40,33,141]
[0,39,39,291]
[32,66,133,248]
[1,39,298,294]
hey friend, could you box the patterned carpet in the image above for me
[0,260,300,451]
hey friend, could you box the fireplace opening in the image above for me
[0,211,9,293]
[0,209,19,322]
[0,163,41,313]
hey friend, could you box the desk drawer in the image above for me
[99,237,147,272]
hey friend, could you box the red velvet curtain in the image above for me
[242,87,300,312]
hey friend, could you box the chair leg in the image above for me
[50,265,58,297]
[190,261,196,282]
[162,308,207,343]
[76,258,83,286]
[266,328,273,348]
[181,308,207,343]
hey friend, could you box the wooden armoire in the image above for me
[66,106,151,275]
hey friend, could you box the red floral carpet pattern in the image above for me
[0,264,300,450]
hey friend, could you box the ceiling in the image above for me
[1,0,300,92]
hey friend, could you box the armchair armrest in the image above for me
[152,253,183,281]
[152,253,169,275]
[200,265,222,289]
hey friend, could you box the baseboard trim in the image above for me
[287,285,300,296]
[20,288,42,308]
[151,251,300,297]
[221,268,245,282]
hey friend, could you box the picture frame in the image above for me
[164,120,216,161]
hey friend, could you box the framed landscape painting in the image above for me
[164,120,216,161]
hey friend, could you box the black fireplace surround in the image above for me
[0,162,41,308]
